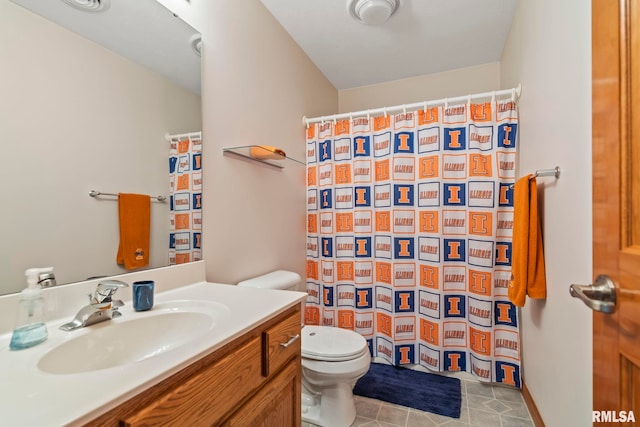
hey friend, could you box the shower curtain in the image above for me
[305,100,520,387]
[168,132,202,265]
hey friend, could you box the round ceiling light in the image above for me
[348,0,399,25]
[61,0,110,13]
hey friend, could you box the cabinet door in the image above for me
[223,359,301,427]
[122,337,263,426]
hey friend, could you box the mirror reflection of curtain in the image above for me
[169,132,203,265]
[305,100,521,386]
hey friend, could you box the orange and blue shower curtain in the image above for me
[169,132,202,265]
[305,100,520,387]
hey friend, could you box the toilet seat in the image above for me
[302,325,369,362]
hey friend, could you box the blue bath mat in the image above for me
[353,363,461,418]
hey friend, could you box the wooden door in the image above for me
[592,0,640,423]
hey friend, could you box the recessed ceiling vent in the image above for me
[348,0,399,25]
[61,0,110,13]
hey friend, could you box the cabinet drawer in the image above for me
[262,311,301,377]
[122,336,263,426]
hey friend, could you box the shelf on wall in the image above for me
[222,145,305,169]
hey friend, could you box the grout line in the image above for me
[464,382,471,426]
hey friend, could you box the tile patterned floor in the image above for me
[302,379,534,427]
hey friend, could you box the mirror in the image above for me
[0,0,202,295]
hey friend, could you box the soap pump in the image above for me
[9,267,53,351]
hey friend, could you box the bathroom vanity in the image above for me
[0,261,307,426]
[87,304,302,426]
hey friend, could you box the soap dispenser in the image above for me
[9,267,53,351]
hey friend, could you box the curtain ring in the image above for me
[511,88,516,102]
[383,107,388,118]
[333,116,337,125]
[467,95,472,106]
[349,113,353,129]
[402,104,407,115]
[423,101,427,114]
[367,110,371,121]
[305,119,310,130]
[444,98,449,109]
[491,91,496,104]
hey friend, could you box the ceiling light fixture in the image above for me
[348,0,399,25]
[61,0,110,13]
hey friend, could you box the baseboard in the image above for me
[522,382,546,427]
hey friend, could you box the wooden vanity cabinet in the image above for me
[85,304,302,427]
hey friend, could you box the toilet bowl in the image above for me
[237,271,371,427]
[300,325,371,426]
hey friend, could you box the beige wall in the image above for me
[148,3,595,423]
[0,1,201,294]
[501,1,592,425]
[156,0,338,287]
[338,62,501,113]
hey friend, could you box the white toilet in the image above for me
[237,271,371,427]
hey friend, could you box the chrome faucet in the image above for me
[59,280,129,331]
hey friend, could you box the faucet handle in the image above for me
[91,280,129,308]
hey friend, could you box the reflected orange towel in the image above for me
[116,193,151,270]
[508,175,547,306]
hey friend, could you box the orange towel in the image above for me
[116,193,151,270]
[508,175,547,306]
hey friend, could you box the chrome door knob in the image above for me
[569,275,616,313]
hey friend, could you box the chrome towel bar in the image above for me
[530,166,561,180]
[89,190,166,202]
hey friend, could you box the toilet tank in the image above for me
[237,270,301,291]
[238,271,306,327]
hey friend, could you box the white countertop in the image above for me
[0,268,306,426]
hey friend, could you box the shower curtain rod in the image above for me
[302,84,522,127]
[164,131,202,142]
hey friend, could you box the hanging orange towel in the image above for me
[116,193,151,270]
[508,175,547,306]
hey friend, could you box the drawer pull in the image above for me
[280,334,300,348]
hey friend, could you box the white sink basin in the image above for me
[38,300,230,375]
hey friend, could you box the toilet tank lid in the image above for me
[237,270,301,290]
